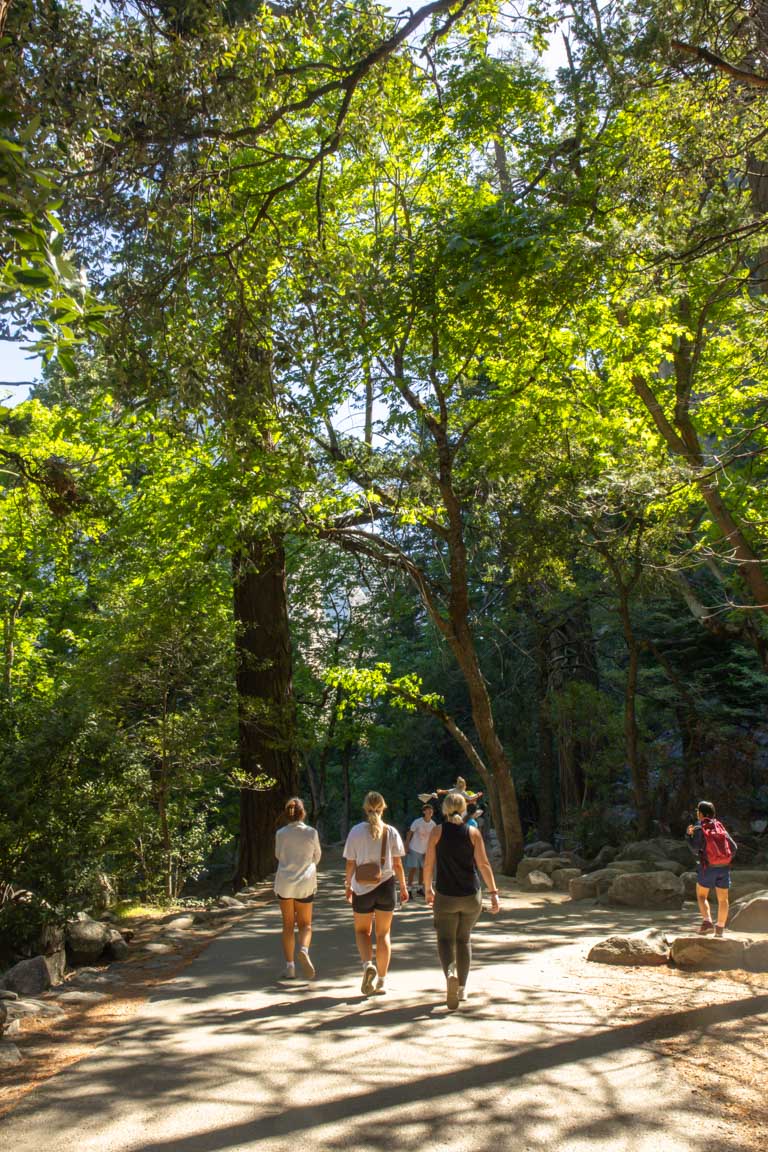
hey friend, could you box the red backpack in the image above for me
[701,818,734,867]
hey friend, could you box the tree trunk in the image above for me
[340,741,353,841]
[233,530,299,886]
[617,590,651,838]
[535,623,556,844]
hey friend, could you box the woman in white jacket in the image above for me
[275,797,321,980]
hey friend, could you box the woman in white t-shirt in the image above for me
[343,791,408,997]
[275,797,321,981]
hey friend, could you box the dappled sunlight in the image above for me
[2,866,765,1151]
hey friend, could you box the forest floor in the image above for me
[0,858,766,1151]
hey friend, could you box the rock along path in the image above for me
[1,863,766,1152]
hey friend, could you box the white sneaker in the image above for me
[374,977,387,995]
[361,962,377,997]
[297,949,315,980]
[446,964,459,1010]
[283,965,297,980]
[458,986,467,1002]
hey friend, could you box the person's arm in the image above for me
[685,824,703,854]
[393,852,409,903]
[313,830,322,865]
[423,826,442,906]
[470,827,500,914]
[344,857,355,903]
[404,826,413,853]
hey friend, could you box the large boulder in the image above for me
[105,928,129,961]
[585,845,618,871]
[608,859,672,875]
[587,936,669,967]
[569,868,622,901]
[729,897,768,934]
[744,941,768,972]
[617,839,692,868]
[729,871,768,900]
[670,935,747,969]
[681,872,698,900]
[553,868,581,892]
[516,857,571,884]
[605,871,684,909]
[526,870,554,892]
[65,916,110,965]
[524,841,555,857]
[2,953,64,999]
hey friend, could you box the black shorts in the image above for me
[278,892,315,904]
[352,876,396,914]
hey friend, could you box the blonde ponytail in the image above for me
[442,790,467,824]
[363,791,387,840]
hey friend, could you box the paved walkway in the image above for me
[1,867,763,1152]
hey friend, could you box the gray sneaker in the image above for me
[446,964,460,1010]
[361,962,377,997]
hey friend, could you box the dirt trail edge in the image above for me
[1,867,765,1152]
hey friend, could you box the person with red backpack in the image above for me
[686,800,738,937]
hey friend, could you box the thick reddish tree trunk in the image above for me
[233,531,299,886]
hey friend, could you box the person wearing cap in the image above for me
[404,803,435,896]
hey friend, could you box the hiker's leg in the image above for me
[433,896,459,976]
[353,912,374,964]
[455,894,482,987]
[279,899,296,962]
[695,884,712,923]
[295,900,313,952]
[714,886,729,928]
[373,909,394,978]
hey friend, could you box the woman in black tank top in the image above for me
[423,791,500,1010]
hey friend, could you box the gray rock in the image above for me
[552,868,581,892]
[729,897,768,934]
[4,1018,21,1035]
[216,896,245,909]
[0,1042,22,1066]
[605,871,684,910]
[526,870,554,891]
[4,956,52,998]
[744,940,768,972]
[729,871,768,900]
[681,871,698,900]
[651,859,687,877]
[56,990,109,1004]
[66,917,110,965]
[0,990,19,1001]
[143,942,173,955]
[569,868,621,901]
[617,839,693,868]
[523,841,555,858]
[0,1001,6,1035]
[105,928,129,961]
[587,845,618,870]
[164,916,195,931]
[670,935,747,969]
[587,936,669,966]
[516,857,571,883]
[5,998,64,1020]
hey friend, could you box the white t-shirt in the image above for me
[274,822,322,899]
[408,817,435,855]
[343,822,405,895]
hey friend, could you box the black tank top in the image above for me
[435,821,479,896]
